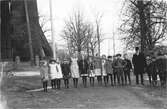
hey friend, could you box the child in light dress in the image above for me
[102,55,108,86]
[70,53,80,88]
[88,56,95,86]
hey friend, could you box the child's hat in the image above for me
[116,54,121,57]
[49,59,56,63]
[40,60,47,65]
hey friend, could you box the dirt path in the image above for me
[5,80,155,109]
[2,71,166,109]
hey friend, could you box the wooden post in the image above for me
[0,1,1,61]
[24,0,34,65]
[113,31,115,56]
[49,0,56,59]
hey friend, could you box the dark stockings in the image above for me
[64,79,69,88]
[90,77,95,86]
[97,76,102,85]
[82,76,87,88]
[104,76,108,86]
[73,78,78,88]
[43,81,48,92]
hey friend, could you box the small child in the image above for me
[88,56,95,87]
[146,55,152,85]
[61,59,71,88]
[94,54,102,85]
[113,54,125,85]
[49,59,57,89]
[70,53,80,88]
[123,54,132,85]
[106,56,114,86]
[102,55,108,86]
[39,60,49,92]
[55,58,63,89]
[146,56,158,86]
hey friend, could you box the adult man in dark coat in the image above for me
[132,47,146,85]
[61,59,71,88]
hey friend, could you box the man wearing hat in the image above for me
[132,47,147,85]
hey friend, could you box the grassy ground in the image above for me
[1,74,167,109]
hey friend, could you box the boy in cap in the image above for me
[113,54,125,85]
[106,56,114,86]
[123,54,132,85]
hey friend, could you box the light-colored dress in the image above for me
[70,57,80,78]
[49,63,57,80]
[89,70,96,77]
[94,57,102,76]
[55,63,63,79]
[102,59,107,76]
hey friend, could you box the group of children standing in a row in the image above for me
[39,53,132,92]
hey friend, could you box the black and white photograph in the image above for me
[0,0,167,108]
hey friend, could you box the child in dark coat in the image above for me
[39,60,49,92]
[113,54,125,85]
[106,56,114,86]
[61,59,71,88]
[146,55,153,85]
[148,57,158,86]
[123,54,132,85]
[88,56,95,86]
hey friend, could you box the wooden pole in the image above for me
[0,1,1,61]
[113,31,115,56]
[24,0,34,65]
[108,39,110,56]
[49,0,56,59]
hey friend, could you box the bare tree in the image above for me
[62,11,90,57]
[95,13,103,56]
[120,0,167,53]
[86,24,104,58]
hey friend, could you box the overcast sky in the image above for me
[37,0,125,55]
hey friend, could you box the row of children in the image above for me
[146,53,167,87]
[39,53,133,92]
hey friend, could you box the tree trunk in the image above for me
[138,0,147,54]
[24,0,34,65]
[97,24,100,56]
